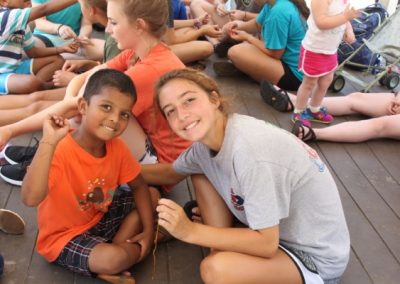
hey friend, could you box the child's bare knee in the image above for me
[200,254,226,284]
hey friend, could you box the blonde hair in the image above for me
[107,0,168,38]
[155,68,229,116]
[85,0,107,12]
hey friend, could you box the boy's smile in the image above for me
[78,86,134,144]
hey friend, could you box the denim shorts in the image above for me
[54,187,134,276]
[0,59,33,95]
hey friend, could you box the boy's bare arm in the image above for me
[21,115,70,207]
[29,0,78,23]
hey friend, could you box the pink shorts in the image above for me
[298,46,338,77]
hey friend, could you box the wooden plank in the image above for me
[344,143,400,217]
[342,250,372,284]
[368,140,400,184]
[319,142,400,283]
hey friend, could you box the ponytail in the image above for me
[290,0,310,19]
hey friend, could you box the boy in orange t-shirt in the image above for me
[21,69,154,283]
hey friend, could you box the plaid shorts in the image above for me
[54,187,134,276]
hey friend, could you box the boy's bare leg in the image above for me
[32,55,65,89]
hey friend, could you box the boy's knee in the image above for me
[91,247,129,274]
[227,44,240,61]
[200,254,226,284]
[25,76,43,92]
[200,42,214,57]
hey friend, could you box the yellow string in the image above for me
[152,221,160,280]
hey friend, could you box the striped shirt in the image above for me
[0,8,35,73]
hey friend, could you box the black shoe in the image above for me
[260,80,294,112]
[0,254,3,276]
[4,138,38,165]
[213,61,242,77]
[214,37,238,58]
[0,160,31,186]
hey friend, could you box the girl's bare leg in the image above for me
[170,41,213,64]
[286,92,394,117]
[200,249,302,284]
[0,88,66,110]
[309,72,334,108]
[0,98,79,150]
[228,43,285,84]
[0,101,57,126]
[315,114,400,142]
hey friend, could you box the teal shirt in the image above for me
[32,0,82,45]
[256,0,306,81]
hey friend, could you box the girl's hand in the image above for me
[62,60,84,72]
[222,20,240,34]
[156,199,194,241]
[42,114,70,145]
[76,36,93,46]
[200,25,223,38]
[58,25,76,39]
[53,70,76,87]
[61,41,80,54]
[126,230,154,261]
[230,29,250,42]
[343,4,360,21]
[229,10,245,21]
[388,95,400,115]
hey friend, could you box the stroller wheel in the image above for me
[379,75,387,86]
[385,73,400,90]
[330,75,345,93]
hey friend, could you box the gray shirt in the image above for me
[173,114,350,280]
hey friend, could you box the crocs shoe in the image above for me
[292,111,312,128]
[307,107,333,124]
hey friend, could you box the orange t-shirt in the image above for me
[106,43,192,163]
[36,134,141,262]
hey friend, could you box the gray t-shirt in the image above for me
[173,114,350,280]
[235,0,263,13]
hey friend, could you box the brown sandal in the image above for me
[291,121,316,142]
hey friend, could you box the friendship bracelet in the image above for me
[244,11,247,21]
[193,18,202,29]
[39,140,55,146]
[57,24,64,36]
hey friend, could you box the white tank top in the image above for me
[302,0,347,54]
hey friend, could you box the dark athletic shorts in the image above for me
[277,62,302,91]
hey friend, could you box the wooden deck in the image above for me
[1,57,399,284]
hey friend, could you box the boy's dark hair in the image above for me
[82,69,137,103]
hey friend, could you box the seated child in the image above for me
[0,0,79,95]
[21,69,154,283]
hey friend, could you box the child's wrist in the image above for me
[57,24,64,36]
[39,140,56,147]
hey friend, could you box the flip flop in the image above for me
[260,80,294,112]
[0,209,25,235]
[291,121,316,142]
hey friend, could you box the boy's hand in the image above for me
[126,230,154,261]
[60,41,80,54]
[156,199,194,241]
[62,60,85,72]
[215,3,229,17]
[42,114,70,145]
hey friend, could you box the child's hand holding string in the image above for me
[230,28,250,42]
[156,199,194,241]
[42,114,70,146]
[59,41,80,54]
[57,24,76,40]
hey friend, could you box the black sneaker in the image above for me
[4,138,38,165]
[214,37,238,58]
[260,80,294,112]
[0,160,31,186]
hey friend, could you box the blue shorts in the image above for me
[0,59,33,95]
